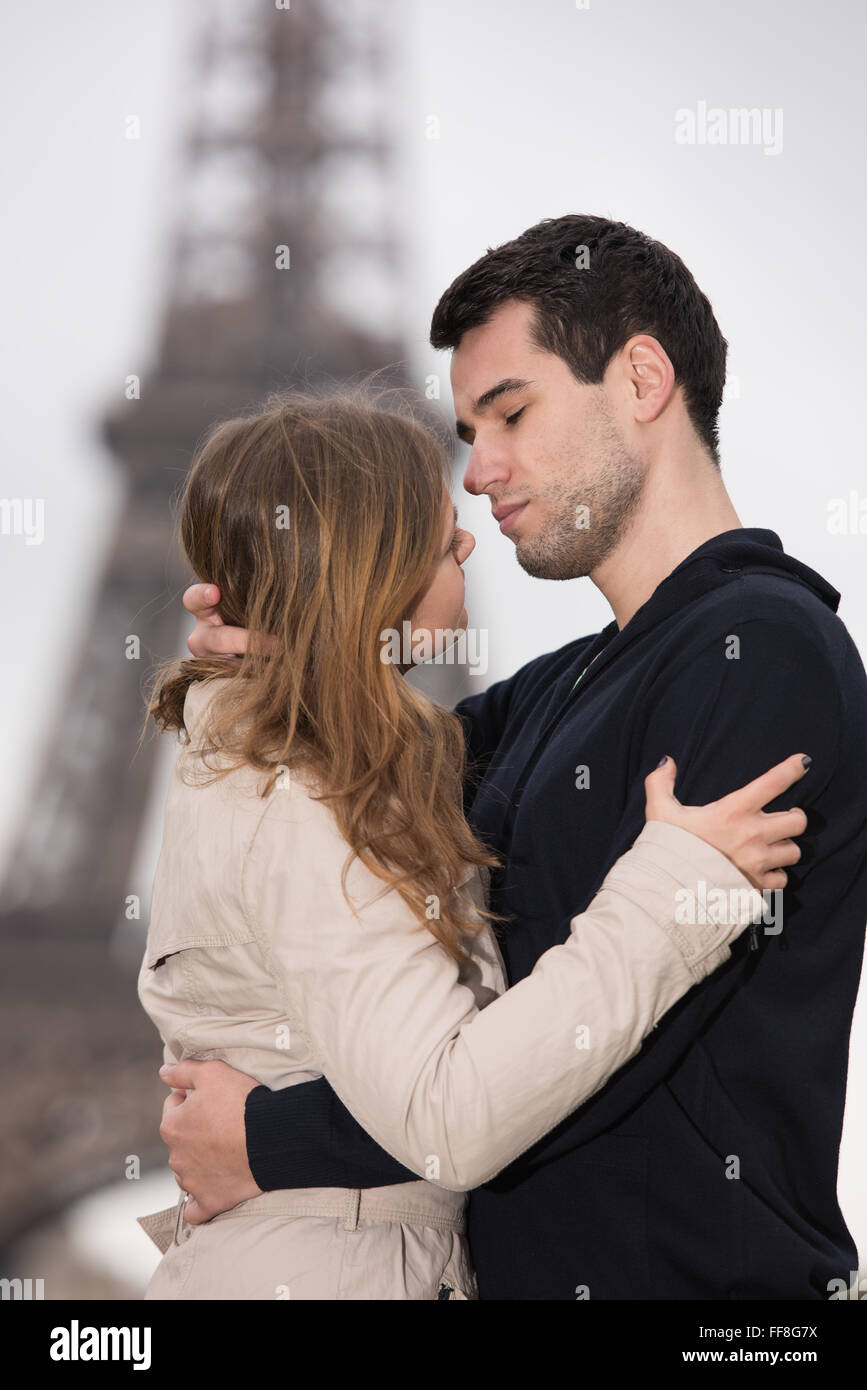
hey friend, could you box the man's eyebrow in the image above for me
[455,378,535,442]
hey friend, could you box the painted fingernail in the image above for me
[801,755,812,770]
[657,755,668,767]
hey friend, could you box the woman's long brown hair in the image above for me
[147,384,502,963]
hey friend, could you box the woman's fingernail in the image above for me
[657,755,668,767]
[801,755,812,770]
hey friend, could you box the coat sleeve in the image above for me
[244,809,763,1191]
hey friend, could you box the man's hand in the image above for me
[183,582,277,660]
[159,1059,263,1224]
[183,583,247,660]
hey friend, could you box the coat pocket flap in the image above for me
[144,929,257,970]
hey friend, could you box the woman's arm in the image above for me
[244,758,805,1192]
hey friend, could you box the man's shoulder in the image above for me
[672,570,856,671]
[640,571,867,752]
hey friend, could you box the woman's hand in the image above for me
[644,753,810,892]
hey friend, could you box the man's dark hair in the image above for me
[429,214,728,466]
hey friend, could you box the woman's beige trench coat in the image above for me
[137,678,762,1299]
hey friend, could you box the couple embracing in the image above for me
[136,214,867,1300]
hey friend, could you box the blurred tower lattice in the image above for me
[0,0,417,1251]
[2,0,410,940]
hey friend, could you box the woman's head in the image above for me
[150,384,497,962]
[179,386,475,671]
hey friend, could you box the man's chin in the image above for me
[515,538,584,581]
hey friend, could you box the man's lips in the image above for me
[493,502,528,534]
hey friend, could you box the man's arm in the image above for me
[243,1076,420,1191]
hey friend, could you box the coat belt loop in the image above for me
[173,1190,188,1245]
[342,1189,361,1231]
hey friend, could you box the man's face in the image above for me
[450,298,646,580]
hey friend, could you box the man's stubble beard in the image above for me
[515,398,647,581]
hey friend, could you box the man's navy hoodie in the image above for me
[244,529,867,1299]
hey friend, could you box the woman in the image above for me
[136,386,808,1299]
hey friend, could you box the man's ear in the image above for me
[623,335,675,422]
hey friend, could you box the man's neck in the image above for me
[592,453,743,631]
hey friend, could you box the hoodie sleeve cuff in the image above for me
[244,1078,419,1191]
[245,1080,335,1191]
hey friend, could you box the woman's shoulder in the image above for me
[177,677,329,808]
[178,675,485,922]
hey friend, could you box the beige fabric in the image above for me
[140,1186,476,1300]
[137,677,763,1300]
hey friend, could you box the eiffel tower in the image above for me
[0,0,416,1260]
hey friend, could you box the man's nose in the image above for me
[462,443,509,497]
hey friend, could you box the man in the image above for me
[160,214,867,1299]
